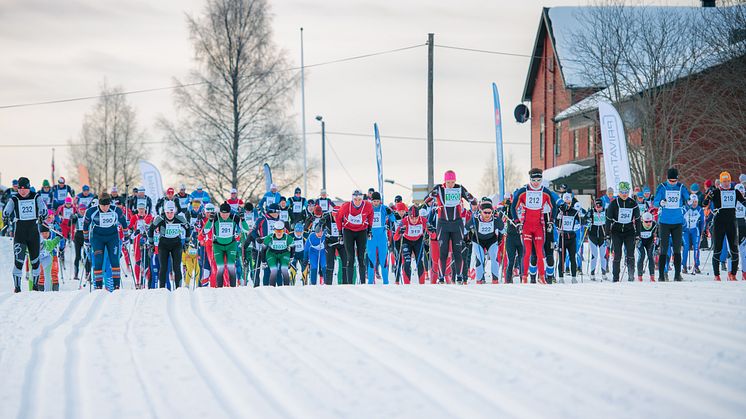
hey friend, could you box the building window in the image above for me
[588,125,595,155]
[555,122,561,156]
[539,116,545,160]
[573,130,579,159]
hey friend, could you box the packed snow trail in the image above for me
[1,281,745,419]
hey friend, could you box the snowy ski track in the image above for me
[1,238,746,419]
[1,283,745,419]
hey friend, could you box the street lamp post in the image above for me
[316,115,326,189]
[384,178,412,191]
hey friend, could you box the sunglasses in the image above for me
[18,186,29,190]
[530,177,542,182]
[482,210,493,214]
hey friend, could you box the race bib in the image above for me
[525,190,542,210]
[372,211,382,228]
[41,194,51,206]
[266,196,275,205]
[279,211,289,222]
[407,224,423,237]
[294,240,304,252]
[685,211,700,229]
[562,215,575,231]
[270,239,287,251]
[665,190,680,209]
[189,217,197,227]
[293,201,302,213]
[18,199,36,221]
[638,203,647,214]
[137,198,147,209]
[478,221,494,235]
[137,220,146,231]
[79,196,93,207]
[347,213,363,225]
[62,207,73,219]
[218,222,233,238]
[164,223,181,239]
[736,202,745,219]
[188,247,198,255]
[77,217,85,230]
[319,200,329,211]
[99,212,116,228]
[330,222,339,237]
[721,190,736,209]
[640,230,653,239]
[618,208,633,224]
[444,188,461,207]
[179,197,190,208]
[56,189,67,200]
[592,212,606,226]
[230,202,239,211]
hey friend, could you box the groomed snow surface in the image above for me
[1,237,745,419]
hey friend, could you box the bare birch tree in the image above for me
[67,81,147,192]
[158,0,302,202]
[479,151,523,199]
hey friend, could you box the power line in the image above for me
[0,44,425,110]
[435,43,582,63]
[325,135,361,189]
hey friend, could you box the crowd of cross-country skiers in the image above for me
[2,166,745,293]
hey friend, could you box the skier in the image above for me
[155,187,182,215]
[129,186,153,215]
[304,223,326,285]
[511,168,554,284]
[653,167,691,281]
[175,184,191,214]
[393,206,428,284]
[469,201,504,284]
[637,212,657,282]
[202,202,248,287]
[38,180,54,209]
[127,202,154,288]
[37,224,63,291]
[226,188,244,213]
[263,220,294,286]
[259,184,281,213]
[337,190,374,285]
[277,197,291,228]
[1,179,19,207]
[323,207,345,285]
[2,177,48,292]
[682,194,705,274]
[51,177,74,210]
[289,223,307,285]
[600,187,615,210]
[190,185,211,204]
[502,200,523,284]
[74,185,96,209]
[556,193,583,283]
[317,189,336,214]
[701,171,746,281]
[148,201,191,289]
[84,193,128,290]
[289,187,307,226]
[110,186,126,208]
[71,204,90,281]
[606,181,641,282]
[423,170,477,284]
[55,196,75,261]
[735,184,746,280]
[367,191,393,284]
[585,198,609,281]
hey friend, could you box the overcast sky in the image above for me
[0,0,699,200]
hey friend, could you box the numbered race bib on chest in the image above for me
[79,196,93,207]
[18,199,36,221]
[617,208,633,224]
[188,247,198,255]
[266,196,275,205]
[721,190,736,209]
[665,190,681,209]
[41,194,51,206]
[99,212,116,228]
[347,213,363,225]
[77,217,85,230]
[164,223,182,238]
[562,215,575,231]
[478,221,495,235]
[407,223,423,237]
[230,202,239,211]
[179,197,190,208]
[372,211,382,228]
[279,211,289,222]
[56,190,67,200]
[686,212,700,229]
[63,207,73,219]
[218,222,234,238]
[330,222,339,236]
[444,188,461,207]
[638,204,647,214]
[137,198,147,209]
[593,212,606,226]
[293,201,302,213]
[319,200,329,211]
[294,240,304,252]
[736,202,745,218]
[640,230,653,239]
[137,220,146,231]
[270,239,287,251]
[525,190,542,210]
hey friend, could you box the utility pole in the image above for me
[300,28,308,195]
[427,33,434,190]
[317,117,326,189]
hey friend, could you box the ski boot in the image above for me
[52,283,59,291]
[530,273,537,284]
[557,276,565,284]
[94,280,104,290]
[571,276,578,284]
[491,279,499,284]
[545,275,555,284]
[504,277,513,284]
[437,276,445,284]
[476,279,486,284]
[727,273,737,281]
[14,285,21,293]
[649,275,655,282]
[694,266,701,274]
[637,275,643,282]
[714,275,721,281]
[520,275,528,284]
[601,269,608,281]
[674,273,683,282]
[742,272,746,281]
[538,275,547,284]
[682,266,688,274]
[590,270,596,281]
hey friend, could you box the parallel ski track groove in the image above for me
[432,286,745,417]
[279,288,538,419]
[123,292,160,419]
[64,291,106,419]
[17,291,87,419]
[166,291,239,419]
[345,286,614,415]
[190,290,296,419]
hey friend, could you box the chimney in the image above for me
[701,0,716,6]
